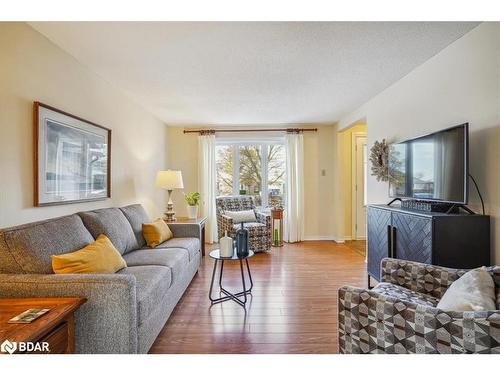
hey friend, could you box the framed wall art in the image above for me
[34,102,111,206]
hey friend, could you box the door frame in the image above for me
[351,132,367,240]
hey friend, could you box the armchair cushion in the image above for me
[224,209,257,224]
[233,222,266,230]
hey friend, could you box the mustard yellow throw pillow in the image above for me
[51,234,127,274]
[142,219,173,248]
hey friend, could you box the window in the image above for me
[215,141,286,208]
[215,145,233,196]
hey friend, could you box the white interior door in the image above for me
[354,136,367,239]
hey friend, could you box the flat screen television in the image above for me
[388,123,468,204]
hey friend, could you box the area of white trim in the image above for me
[302,235,342,242]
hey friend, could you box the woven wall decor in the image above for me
[369,139,390,182]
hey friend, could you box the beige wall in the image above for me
[0,23,168,227]
[338,22,500,263]
[166,127,199,217]
[303,125,337,240]
[167,125,338,240]
[337,124,367,240]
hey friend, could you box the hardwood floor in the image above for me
[149,240,367,354]
[344,239,366,257]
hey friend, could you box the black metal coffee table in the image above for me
[208,249,254,307]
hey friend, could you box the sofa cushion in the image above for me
[372,282,440,307]
[123,248,189,283]
[119,204,150,249]
[0,214,94,274]
[119,265,172,324]
[78,208,138,254]
[155,237,200,261]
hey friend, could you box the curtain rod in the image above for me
[183,128,318,135]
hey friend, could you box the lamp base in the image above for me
[164,213,177,222]
[164,190,177,222]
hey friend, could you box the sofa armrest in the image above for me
[380,258,467,299]
[338,285,499,353]
[0,273,138,354]
[167,223,201,239]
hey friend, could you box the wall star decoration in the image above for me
[369,139,390,182]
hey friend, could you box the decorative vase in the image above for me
[186,205,198,219]
[235,223,249,258]
[219,231,234,258]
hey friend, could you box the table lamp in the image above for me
[156,170,184,221]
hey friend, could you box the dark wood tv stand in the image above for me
[367,204,490,287]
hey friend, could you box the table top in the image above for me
[0,297,86,343]
[166,216,207,225]
[209,249,254,260]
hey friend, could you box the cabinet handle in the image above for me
[387,225,392,257]
[392,226,397,258]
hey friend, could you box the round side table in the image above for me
[208,249,254,307]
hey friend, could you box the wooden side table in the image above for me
[0,297,86,354]
[271,207,284,247]
[167,216,207,256]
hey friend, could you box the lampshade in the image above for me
[156,170,184,190]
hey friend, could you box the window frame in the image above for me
[215,138,285,207]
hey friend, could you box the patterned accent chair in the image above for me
[216,196,271,253]
[339,258,500,354]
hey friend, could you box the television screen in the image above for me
[388,124,468,204]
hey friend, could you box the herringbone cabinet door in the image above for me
[367,207,391,280]
[392,212,432,264]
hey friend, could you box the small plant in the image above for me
[184,192,201,206]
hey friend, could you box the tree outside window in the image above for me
[215,142,286,208]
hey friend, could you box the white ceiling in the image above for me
[30,22,479,126]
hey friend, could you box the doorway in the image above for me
[336,122,367,256]
[352,133,367,240]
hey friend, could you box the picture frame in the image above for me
[34,102,111,206]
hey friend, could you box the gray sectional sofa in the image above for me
[0,204,201,353]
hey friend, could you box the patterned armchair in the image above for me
[339,258,500,354]
[215,196,271,253]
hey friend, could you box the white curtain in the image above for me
[284,132,304,243]
[198,134,218,243]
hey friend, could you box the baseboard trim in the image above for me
[303,235,346,243]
